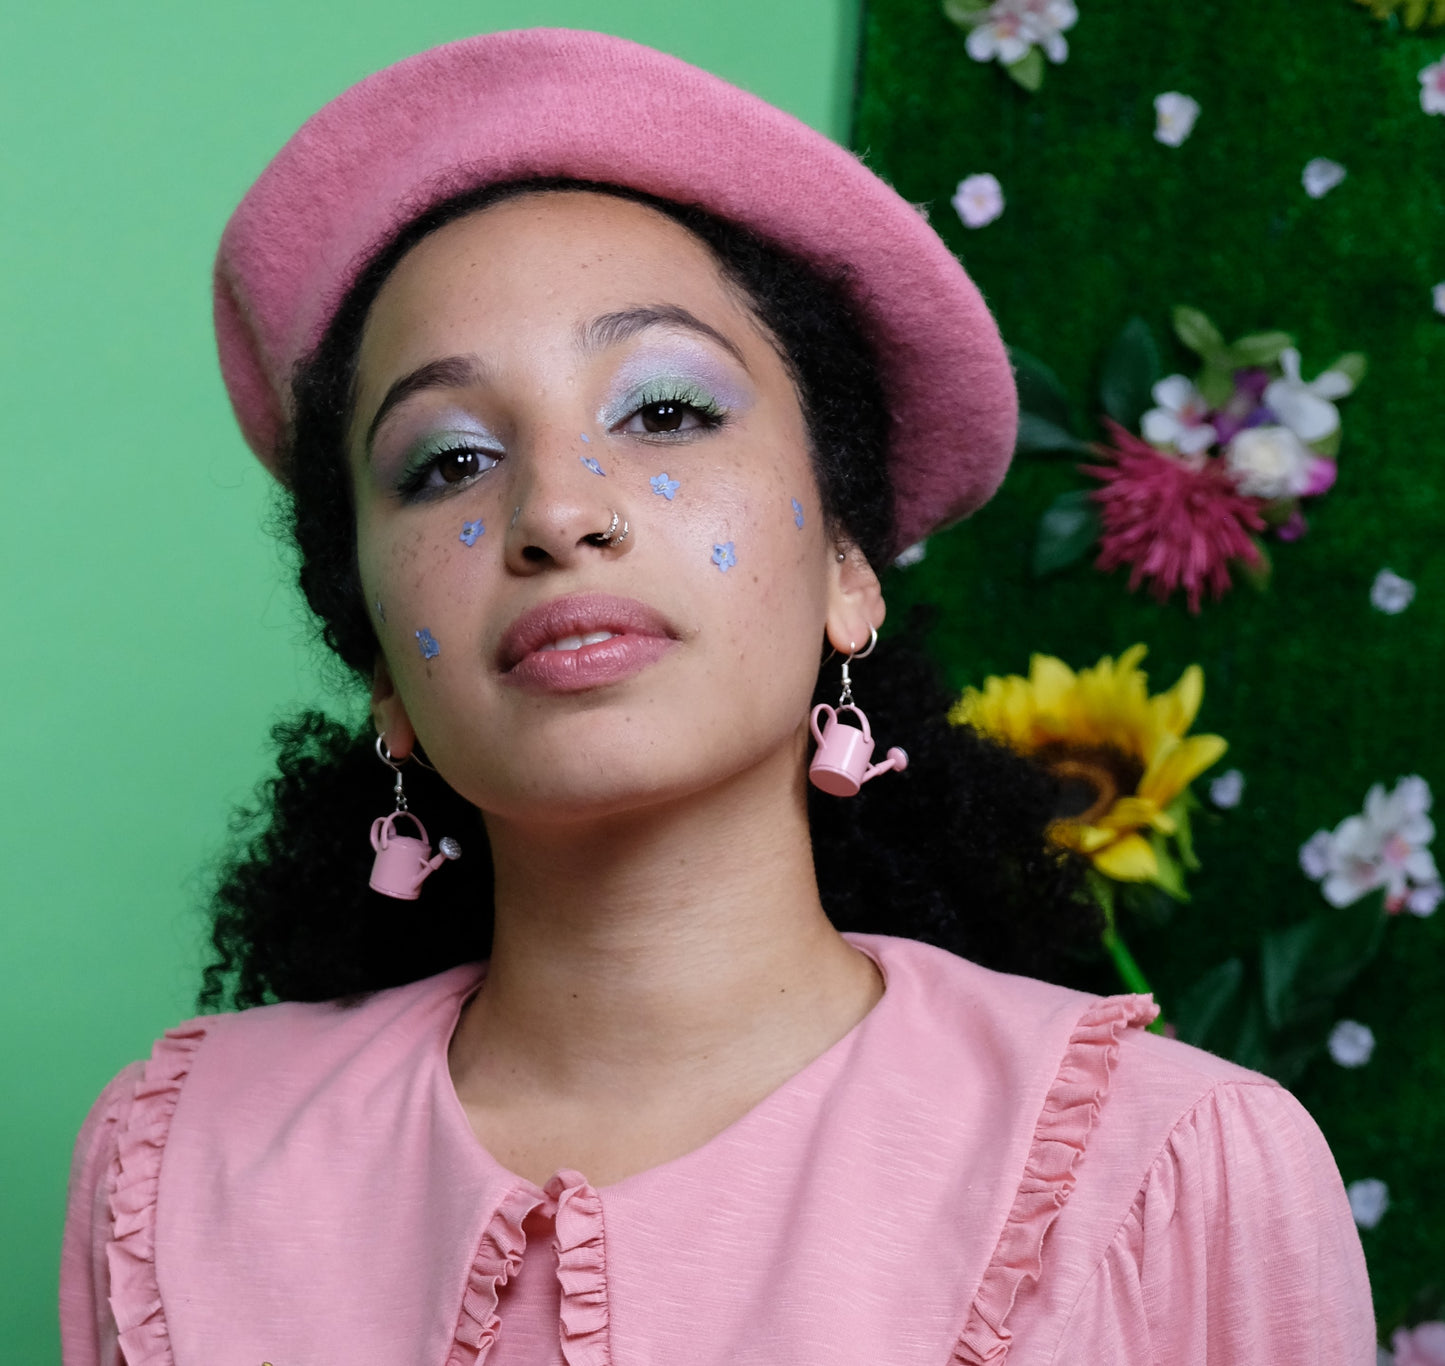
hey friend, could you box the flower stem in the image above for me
[1100,923,1169,1035]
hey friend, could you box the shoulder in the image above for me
[189,954,485,1081]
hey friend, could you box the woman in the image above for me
[61,29,1373,1365]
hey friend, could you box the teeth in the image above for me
[537,630,617,652]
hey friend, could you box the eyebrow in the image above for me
[363,306,749,456]
[365,355,486,454]
[577,306,749,369]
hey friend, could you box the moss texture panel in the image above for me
[856,0,1444,1329]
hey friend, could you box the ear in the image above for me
[824,542,886,656]
[370,652,416,760]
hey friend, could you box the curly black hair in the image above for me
[201,178,1102,1011]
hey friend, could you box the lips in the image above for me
[497,592,678,691]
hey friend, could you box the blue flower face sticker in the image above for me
[711,541,737,573]
[579,432,591,443]
[459,519,484,546]
[580,455,606,476]
[792,497,805,529]
[415,628,440,660]
[651,473,681,501]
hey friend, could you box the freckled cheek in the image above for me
[359,523,489,667]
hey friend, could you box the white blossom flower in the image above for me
[1263,347,1355,443]
[1225,425,1318,499]
[1300,776,1440,914]
[1371,569,1417,615]
[1433,282,1445,316]
[1328,1019,1376,1068]
[965,0,1078,66]
[1421,59,1445,115]
[1391,1322,1445,1366]
[1153,92,1200,147]
[952,173,1005,228]
[1347,1177,1390,1229]
[1210,768,1245,809]
[1407,882,1443,917]
[1141,375,1218,456]
[893,540,927,568]
[1302,157,1347,199]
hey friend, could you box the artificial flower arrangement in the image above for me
[942,0,1078,93]
[950,644,1225,1001]
[1018,309,1366,611]
[949,646,1438,1084]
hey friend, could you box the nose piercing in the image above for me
[587,509,630,548]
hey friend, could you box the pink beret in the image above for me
[214,28,1016,549]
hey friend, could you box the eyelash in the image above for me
[396,442,501,500]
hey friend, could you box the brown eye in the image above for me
[638,401,689,433]
[440,448,484,482]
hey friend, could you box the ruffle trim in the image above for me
[447,1183,539,1365]
[951,992,1159,1365]
[550,1172,611,1366]
[105,1020,206,1366]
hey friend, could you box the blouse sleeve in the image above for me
[59,1063,143,1366]
[1056,1080,1376,1365]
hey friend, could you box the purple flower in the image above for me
[580,455,605,477]
[792,497,805,528]
[711,541,737,573]
[651,473,680,500]
[415,628,440,660]
[459,519,484,546]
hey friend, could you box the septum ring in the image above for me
[588,509,630,547]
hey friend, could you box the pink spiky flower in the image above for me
[1083,421,1266,613]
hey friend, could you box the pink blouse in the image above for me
[61,933,1374,1364]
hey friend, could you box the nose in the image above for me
[503,427,629,573]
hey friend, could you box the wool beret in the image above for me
[214,28,1016,550]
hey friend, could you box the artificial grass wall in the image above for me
[855,0,1444,1332]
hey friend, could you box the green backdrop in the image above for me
[856,0,1444,1335]
[0,2,857,1355]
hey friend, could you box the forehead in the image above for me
[358,191,748,369]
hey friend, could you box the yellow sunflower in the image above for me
[949,645,1227,886]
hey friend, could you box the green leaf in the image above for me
[1016,413,1094,457]
[1004,46,1045,92]
[1172,305,1225,359]
[1328,351,1368,387]
[1099,317,1163,430]
[1311,427,1342,459]
[1165,795,1201,871]
[1010,347,1073,431]
[1118,879,1177,926]
[1173,957,1244,1051]
[1238,538,1272,593]
[942,0,990,21]
[1196,359,1234,410]
[1032,489,1101,577]
[1226,331,1294,369]
[1260,902,1388,1033]
[1147,830,1190,901]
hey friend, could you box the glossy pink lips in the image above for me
[498,592,676,693]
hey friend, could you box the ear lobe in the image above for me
[369,652,416,759]
[825,544,886,656]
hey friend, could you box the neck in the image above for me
[449,743,880,1112]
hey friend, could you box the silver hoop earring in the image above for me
[587,509,630,547]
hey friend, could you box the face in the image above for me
[350,191,883,824]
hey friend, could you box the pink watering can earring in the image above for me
[808,627,908,797]
[369,736,462,900]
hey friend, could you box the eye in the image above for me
[397,441,501,499]
[616,394,725,437]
